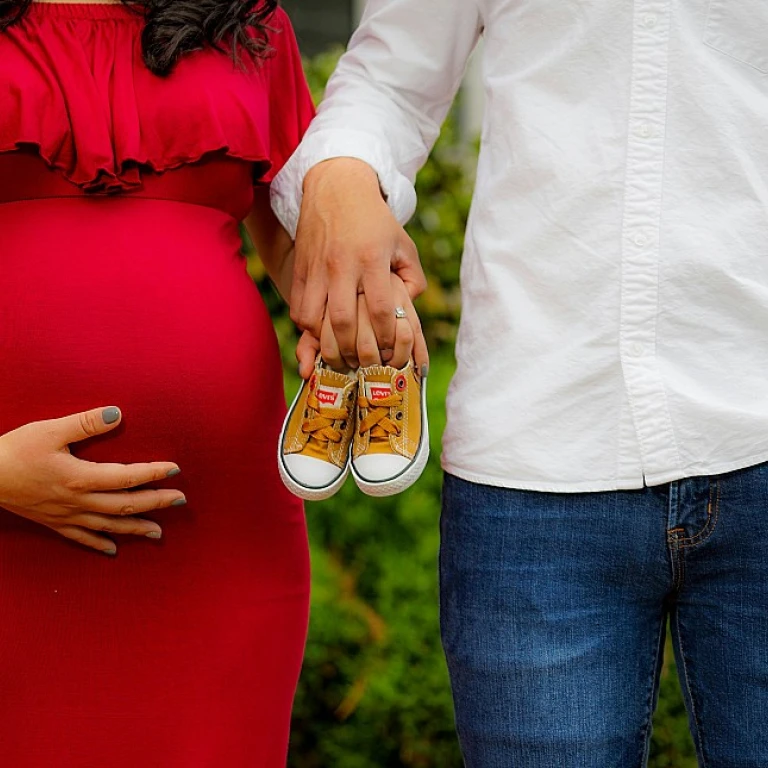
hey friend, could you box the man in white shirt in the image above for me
[272,1,768,764]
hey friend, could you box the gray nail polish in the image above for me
[103,548,117,557]
[102,407,120,425]
[166,468,181,477]
[421,363,429,378]
[146,531,162,540]
[172,497,187,507]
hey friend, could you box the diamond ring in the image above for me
[394,306,407,319]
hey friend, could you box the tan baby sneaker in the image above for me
[352,360,429,497]
[278,357,357,501]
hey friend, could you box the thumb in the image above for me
[48,406,122,447]
[296,332,320,380]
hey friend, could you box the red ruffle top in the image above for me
[0,2,315,194]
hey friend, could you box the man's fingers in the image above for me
[80,489,187,517]
[327,277,360,370]
[48,406,122,447]
[56,525,116,556]
[71,460,181,492]
[296,332,320,380]
[356,294,383,368]
[361,264,397,363]
[391,277,429,372]
[392,235,428,300]
[291,255,328,336]
[320,312,345,372]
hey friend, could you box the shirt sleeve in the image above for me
[257,8,317,186]
[270,0,483,238]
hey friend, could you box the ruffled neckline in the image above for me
[0,4,307,193]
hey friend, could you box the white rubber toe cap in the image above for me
[352,454,411,482]
[282,454,344,489]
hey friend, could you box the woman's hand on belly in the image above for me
[0,406,186,556]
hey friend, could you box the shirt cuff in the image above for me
[270,128,418,240]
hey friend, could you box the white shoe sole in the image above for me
[351,375,430,497]
[277,379,351,502]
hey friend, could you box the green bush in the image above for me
[249,48,698,767]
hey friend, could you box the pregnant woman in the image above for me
[0,0,314,764]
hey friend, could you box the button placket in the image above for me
[618,0,682,479]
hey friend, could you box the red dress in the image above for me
[0,4,314,766]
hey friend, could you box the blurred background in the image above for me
[243,3,700,765]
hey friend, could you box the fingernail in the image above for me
[103,548,117,557]
[172,497,187,507]
[166,468,181,477]
[102,407,120,425]
[381,348,394,362]
[421,363,429,378]
[146,531,162,540]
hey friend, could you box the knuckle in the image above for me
[326,248,350,272]
[290,306,304,326]
[119,503,136,516]
[78,411,100,438]
[358,247,384,266]
[121,473,140,490]
[328,309,354,333]
[64,475,90,494]
[357,339,379,360]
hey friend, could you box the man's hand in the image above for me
[297,273,429,379]
[291,158,427,370]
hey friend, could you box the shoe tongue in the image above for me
[365,380,393,402]
[362,368,396,403]
[313,369,351,409]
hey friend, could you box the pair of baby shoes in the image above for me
[278,356,429,500]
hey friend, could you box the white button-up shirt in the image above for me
[272,0,768,492]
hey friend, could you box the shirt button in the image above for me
[629,342,646,358]
[642,14,657,28]
[634,123,653,139]
[633,233,650,247]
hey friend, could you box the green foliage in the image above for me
[253,47,698,767]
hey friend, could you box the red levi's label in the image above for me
[316,386,343,408]
[366,383,392,402]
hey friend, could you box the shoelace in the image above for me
[357,393,403,440]
[302,390,350,446]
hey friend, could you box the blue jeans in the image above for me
[440,468,768,767]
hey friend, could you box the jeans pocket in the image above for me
[703,0,768,74]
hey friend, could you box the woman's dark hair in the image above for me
[0,0,279,76]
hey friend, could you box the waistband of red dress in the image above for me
[0,150,254,220]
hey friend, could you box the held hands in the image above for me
[0,407,186,556]
[291,158,428,374]
[292,158,429,377]
[297,272,428,378]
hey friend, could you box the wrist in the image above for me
[303,158,384,202]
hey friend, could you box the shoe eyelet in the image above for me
[395,374,407,392]
[396,412,403,421]
[340,421,347,430]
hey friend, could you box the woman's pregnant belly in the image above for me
[0,195,293,545]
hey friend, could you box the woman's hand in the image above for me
[296,273,429,378]
[0,406,186,556]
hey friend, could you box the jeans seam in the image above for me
[675,481,721,549]
[640,615,667,767]
[675,610,709,768]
